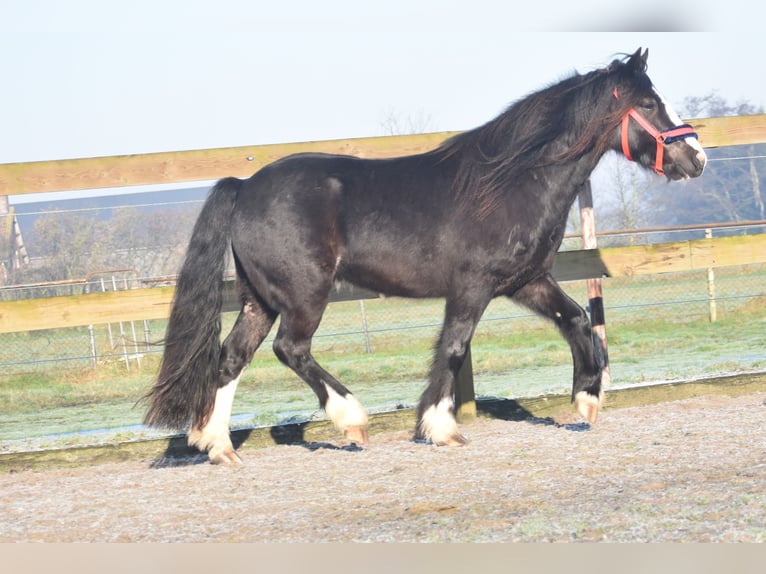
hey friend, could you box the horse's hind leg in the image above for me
[272,301,369,444]
[512,273,605,423]
[188,294,276,464]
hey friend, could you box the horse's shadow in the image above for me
[298,442,365,452]
[524,417,591,432]
[149,399,587,467]
[148,429,256,468]
[477,397,591,432]
[149,421,363,468]
[148,435,210,469]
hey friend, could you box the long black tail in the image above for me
[142,177,242,430]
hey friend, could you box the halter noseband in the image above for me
[613,87,698,176]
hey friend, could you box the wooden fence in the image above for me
[2,115,765,196]
[1,113,766,418]
[1,232,765,335]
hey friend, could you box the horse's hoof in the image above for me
[434,433,469,447]
[574,391,602,424]
[209,448,243,465]
[344,425,369,445]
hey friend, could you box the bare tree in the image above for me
[15,202,201,285]
[30,211,108,280]
[750,157,765,220]
[602,160,654,233]
[0,213,10,285]
[679,92,762,118]
[379,108,434,136]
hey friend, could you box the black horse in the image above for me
[143,48,706,463]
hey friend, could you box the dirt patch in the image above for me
[1,392,764,542]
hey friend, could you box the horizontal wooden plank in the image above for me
[689,233,766,268]
[0,286,175,334]
[0,132,459,196]
[553,233,766,280]
[550,249,611,281]
[2,234,764,334]
[0,281,380,334]
[693,113,766,149]
[600,241,694,277]
[552,243,694,279]
[2,114,765,196]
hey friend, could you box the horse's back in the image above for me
[229,152,458,298]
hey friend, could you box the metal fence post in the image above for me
[359,299,372,354]
[705,228,717,322]
[143,320,151,351]
[88,324,97,368]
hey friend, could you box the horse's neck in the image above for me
[535,148,601,211]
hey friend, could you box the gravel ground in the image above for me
[1,392,764,542]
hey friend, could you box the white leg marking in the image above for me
[574,389,605,424]
[419,397,460,444]
[323,384,368,432]
[188,375,240,462]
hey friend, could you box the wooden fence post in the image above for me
[578,180,611,388]
[455,344,477,423]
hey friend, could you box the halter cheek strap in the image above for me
[613,87,699,176]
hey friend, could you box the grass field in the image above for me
[1,265,764,450]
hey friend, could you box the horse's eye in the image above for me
[640,98,657,111]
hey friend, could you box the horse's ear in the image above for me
[627,47,648,72]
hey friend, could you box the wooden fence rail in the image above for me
[2,114,766,195]
[1,233,765,335]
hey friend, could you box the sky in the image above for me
[2,0,765,202]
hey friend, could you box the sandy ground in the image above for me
[0,392,764,542]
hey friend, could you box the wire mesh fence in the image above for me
[1,263,764,448]
[2,262,764,380]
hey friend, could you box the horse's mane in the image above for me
[433,52,652,219]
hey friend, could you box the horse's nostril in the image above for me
[695,151,708,170]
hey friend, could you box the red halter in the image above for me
[613,87,698,176]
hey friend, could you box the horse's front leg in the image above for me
[415,289,491,445]
[512,273,605,423]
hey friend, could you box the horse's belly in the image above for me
[336,256,449,299]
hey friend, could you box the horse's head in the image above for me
[610,48,707,180]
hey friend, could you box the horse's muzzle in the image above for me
[665,145,707,180]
